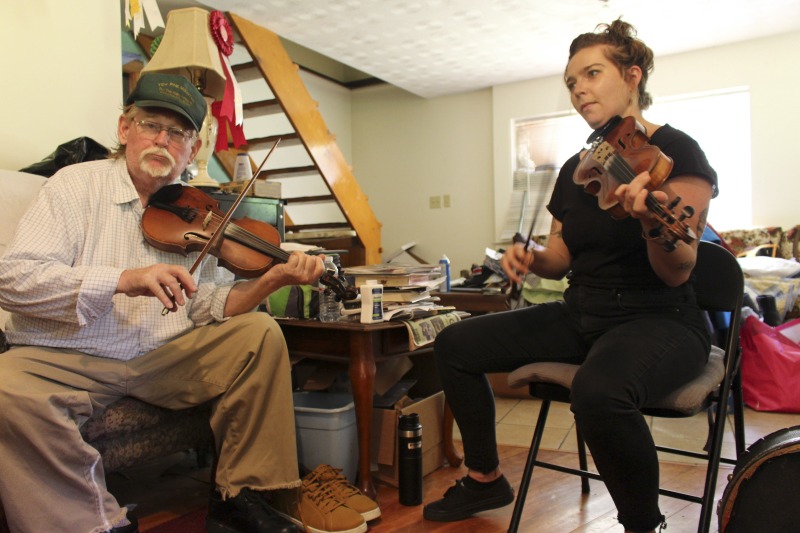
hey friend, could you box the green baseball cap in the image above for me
[126,73,207,130]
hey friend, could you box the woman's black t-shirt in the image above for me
[548,124,718,289]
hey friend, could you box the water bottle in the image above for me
[318,257,341,322]
[439,254,451,292]
[233,152,252,182]
[398,413,423,506]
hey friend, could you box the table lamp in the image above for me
[141,7,227,189]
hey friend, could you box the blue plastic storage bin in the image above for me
[293,391,358,482]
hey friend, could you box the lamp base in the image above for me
[187,172,221,189]
[188,98,221,189]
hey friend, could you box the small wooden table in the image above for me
[278,319,461,499]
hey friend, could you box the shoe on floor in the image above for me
[306,465,381,521]
[270,477,367,533]
[206,488,298,533]
[423,474,515,522]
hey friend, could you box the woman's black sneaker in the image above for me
[423,475,515,522]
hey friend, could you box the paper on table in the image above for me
[281,242,323,252]
[402,312,462,350]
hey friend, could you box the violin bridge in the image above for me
[592,141,614,169]
[202,210,213,230]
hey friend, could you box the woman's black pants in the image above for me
[433,284,709,532]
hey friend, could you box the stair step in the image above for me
[286,222,353,232]
[284,194,336,205]
[243,99,282,118]
[260,165,318,179]
[247,133,301,147]
[231,61,263,83]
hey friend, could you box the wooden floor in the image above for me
[109,443,732,533]
[108,400,800,533]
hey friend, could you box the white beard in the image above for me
[139,147,176,178]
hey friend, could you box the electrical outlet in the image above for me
[429,195,441,209]
[443,194,451,208]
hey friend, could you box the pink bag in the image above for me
[741,315,800,413]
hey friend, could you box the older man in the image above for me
[0,73,367,533]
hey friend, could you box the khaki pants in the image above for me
[0,312,300,533]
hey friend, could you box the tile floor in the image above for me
[454,396,800,464]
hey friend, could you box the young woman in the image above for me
[423,19,717,533]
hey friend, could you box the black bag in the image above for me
[20,137,110,177]
[718,425,800,531]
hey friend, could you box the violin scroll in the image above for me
[320,272,358,302]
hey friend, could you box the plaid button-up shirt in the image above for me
[0,158,234,360]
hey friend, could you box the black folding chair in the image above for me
[507,241,746,533]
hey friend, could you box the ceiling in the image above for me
[150,0,800,98]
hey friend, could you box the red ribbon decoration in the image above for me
[212,101,247,152]
[209,11,246,152]
[210,11,233,56]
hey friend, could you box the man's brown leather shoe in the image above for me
[207,488,298,533]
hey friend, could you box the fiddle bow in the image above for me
[508,170,555,309]
[574,116,697,252]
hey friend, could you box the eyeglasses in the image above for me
[133,119,196,146]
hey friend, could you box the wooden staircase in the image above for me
[214,12,381,267]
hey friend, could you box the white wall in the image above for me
[0,1,122,171]
[352,86,494,275]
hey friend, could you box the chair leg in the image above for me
[508,399,551,533]
[697,369,736,533]
[731,370,746,457]
[575,427,590,494]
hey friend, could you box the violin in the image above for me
[141,184,357,302]
[573,115,696,252]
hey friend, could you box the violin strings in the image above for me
[608,154,668,217]
[226,224,290,260]
[205,210,291,262]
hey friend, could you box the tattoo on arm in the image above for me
[696,208,708,236]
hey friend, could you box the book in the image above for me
[349,274,446,289]
[382,289,433,303]
[383,305,456,321]
[344,263,441,275]
[344,261,443,289]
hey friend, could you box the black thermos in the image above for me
[398,413,423,505]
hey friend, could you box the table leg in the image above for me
[443,399,463,467]
[349,331,377,499]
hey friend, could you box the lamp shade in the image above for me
[142,7,226,100]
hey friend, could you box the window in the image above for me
[648,88,751,231]
[510,87,751,237]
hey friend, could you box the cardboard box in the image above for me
[370,390,446,487]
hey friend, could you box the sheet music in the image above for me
[499,166,558,242]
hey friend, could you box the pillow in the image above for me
[737,256,800,279]
[0,169,47,248]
